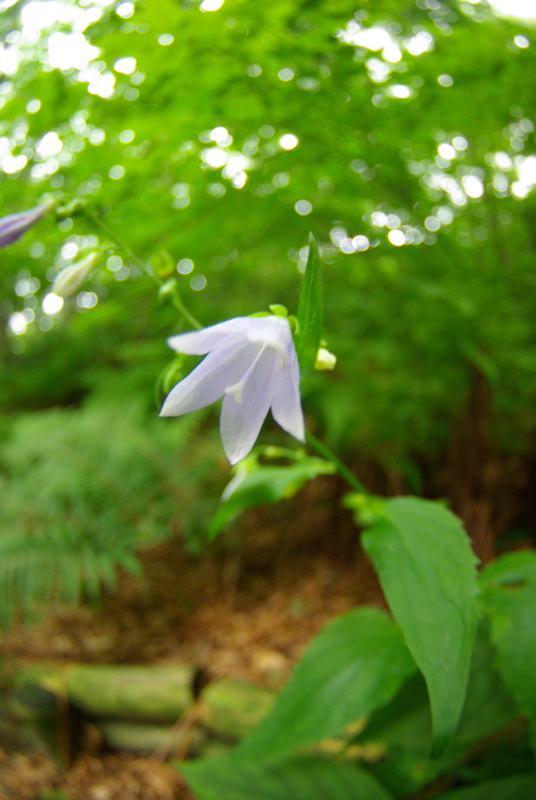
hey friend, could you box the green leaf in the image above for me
[434,773,536,800]
[296,233,323,375]
[233,607,416,761]
[361,497,479,755]
[210,452,335,537]
[181,754,394,800]
[353,622,520,795]
[479,550,536,753]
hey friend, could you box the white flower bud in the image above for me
[52,252,100,298]
[314,347,337,371]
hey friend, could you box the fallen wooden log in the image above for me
[7,661,275,764]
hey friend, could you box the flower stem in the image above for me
[85,211,202,330]
[305,430,367,494]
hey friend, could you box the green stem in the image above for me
[305,430,367,494]
[85,211,202,330]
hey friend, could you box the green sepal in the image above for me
[154,355,189,408]
[268,304,288,317]
[287,314,298,334]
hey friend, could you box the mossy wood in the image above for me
[8,661,275,760]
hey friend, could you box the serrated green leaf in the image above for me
[361,498,479,755]
[181,753,394,800]
[296,233,323,375]
[210,456,334,537]
[233,607,416,761]
[479,550,536,753]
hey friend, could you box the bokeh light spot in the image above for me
[177,258,194,275]
[42,293,64,315]
[279,133,299,150]
[294,199,312,215]
[388,230,405,246]
[437,74,454,87]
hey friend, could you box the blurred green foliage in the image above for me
[1,9,535,796]
[0,0,534,462]
[0,0,535,619]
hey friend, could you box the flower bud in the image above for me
[51,251,100,298]
[158,278,179,303]
[151,250,175,279]
[314,347,337,371]
[0,197,56,248]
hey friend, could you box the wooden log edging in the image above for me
[7,661,275,763]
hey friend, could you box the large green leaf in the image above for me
[479,550,536,753]
[181,754,393,800]
[359,497,479,754]
[296,233,323,375]
[434,773,536,800]
[353,622,520,795]
[233,607,416,761]
[210,450,334,536]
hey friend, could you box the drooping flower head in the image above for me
[0,199,55,248]
[160,315,305,464]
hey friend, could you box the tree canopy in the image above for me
[1,0,535,459]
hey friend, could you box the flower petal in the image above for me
[220,347,277,464]
[160,339,258,417]
[244,314,291,353]
[270,344,305,442]
[168,317,255,356]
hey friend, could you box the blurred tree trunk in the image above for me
[445,366,495,564]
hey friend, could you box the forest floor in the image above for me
[0,477,384,799]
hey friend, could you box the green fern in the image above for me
[0,400,222,627]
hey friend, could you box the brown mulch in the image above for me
[0,477,383,799]
[0,751,195,800]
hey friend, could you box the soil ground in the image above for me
[0,478,383,799]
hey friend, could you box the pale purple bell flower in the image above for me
[0,199,54,248]
[160,315,305,464]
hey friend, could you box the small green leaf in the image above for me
[234,607,416,761]
[296,233,323,375]
[479,550,536,753]
[210,453,334,537]
[361,498,479,755]
[181,754,394,800]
